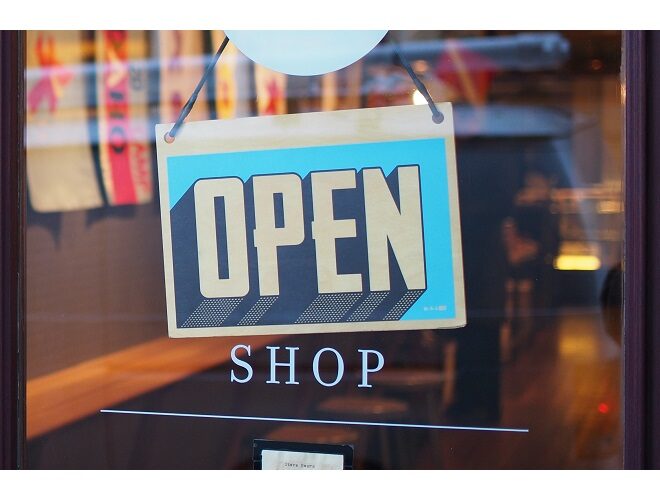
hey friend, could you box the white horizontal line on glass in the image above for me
[100,409,529,433]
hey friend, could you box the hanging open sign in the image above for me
[156,104,465,338]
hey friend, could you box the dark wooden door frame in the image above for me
[0,30,656,469]
[0,30,25,470]
[624,30,660,470]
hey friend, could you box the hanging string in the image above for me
[390,35,444,124]
[165,35,230,143]
[164,32,442,143]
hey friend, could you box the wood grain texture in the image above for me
[26,335,282,439]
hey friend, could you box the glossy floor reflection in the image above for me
[27,307,621,469]
[420,308,621,469]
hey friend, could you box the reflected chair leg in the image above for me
[503,278,516,361]
[379,426,393,469]
[428,390,443,468]
[442,340,457,408]
[517,279,534,348]
[395,430,409,469]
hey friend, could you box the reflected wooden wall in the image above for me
[27,203,166,378]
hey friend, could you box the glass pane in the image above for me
[25,30,623,469]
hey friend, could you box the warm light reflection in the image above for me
[553,255,602,271]
[597,200,622,213]
[412,89,426,105]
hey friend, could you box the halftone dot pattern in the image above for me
[295,293,361,324]
[237,296,278,326]
[383,290,425,321]
[348,291,389,322]
[182,298,243,328]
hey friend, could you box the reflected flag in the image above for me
[211,30,251,119]
[26,30,104,213]
[156,30,210,123]
[254,64,287,115]
[435,39,499,105]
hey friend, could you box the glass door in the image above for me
[22,30,625,469]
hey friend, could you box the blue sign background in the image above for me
[167,137,457,323]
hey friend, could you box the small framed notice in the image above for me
[253,440,354,470]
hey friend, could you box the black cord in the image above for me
[165,35,230,143]
[390,35,444,124]
[165,32,442,143]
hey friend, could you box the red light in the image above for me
[598,403,610,414]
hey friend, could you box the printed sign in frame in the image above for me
[156,103,465,338]
[253,439,354,470]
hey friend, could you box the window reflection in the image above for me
[26,30,622,469]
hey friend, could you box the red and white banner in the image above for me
[95,30,152,205]
[26,30,104,212]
